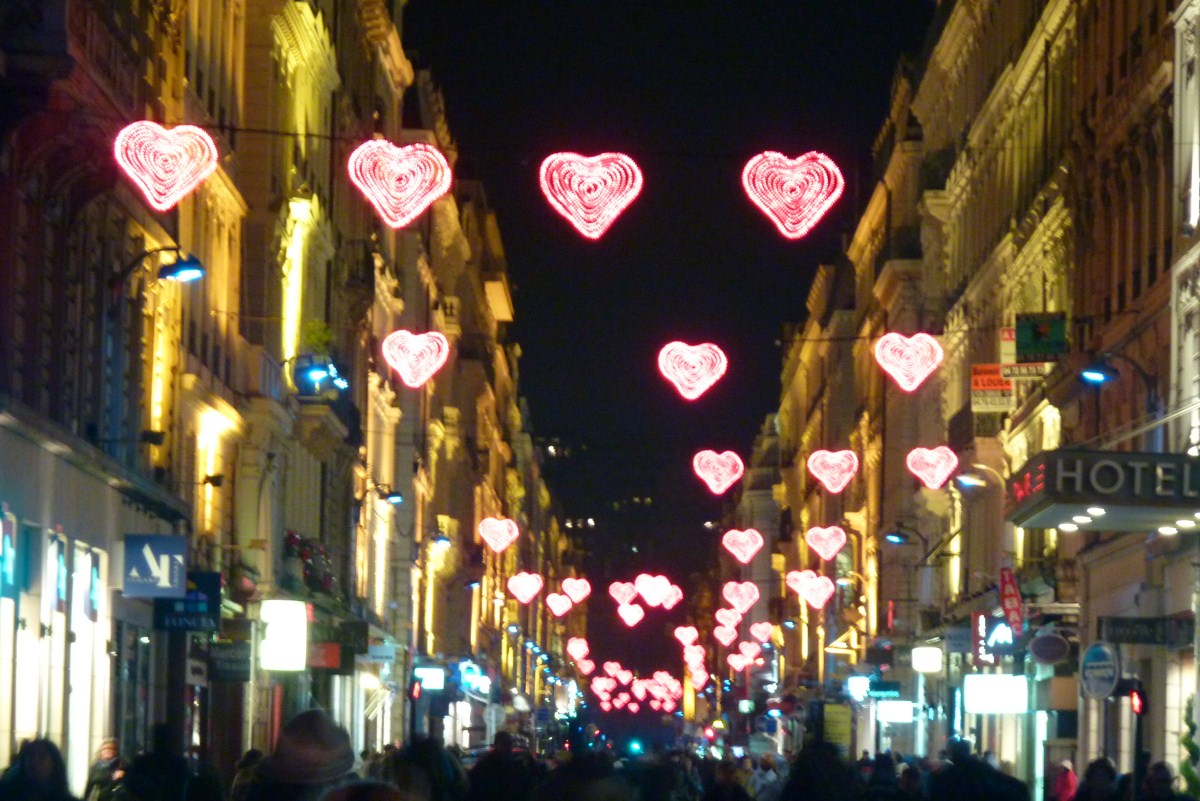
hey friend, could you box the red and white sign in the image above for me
[999,566,1023,633]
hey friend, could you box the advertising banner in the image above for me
[123,534,187,598]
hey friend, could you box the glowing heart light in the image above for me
[562,578,592,603]
[612,696,627,710]
[381,330,451,388]
[727,653,748,671]
[114,121,219,212]
[662,699,677,713]
[632,681,649,701]
[806,526,848,562]
[627,702,640,714]
[749,621,774,643]
[348,140,452,229]
[683,644,706,665]
[807,450,859,494]
[566,637,590,661]
[722,528,764,564]
[657,341,728,401]
[674,626,699,646]
[617,603,646,627]
[546,593,574,617]
[600,700,613,712]
[713,625,738,646]
[787,570,837,610]
[650,699,662,711]
[609,582,638,606]
[616,669,634,686]
[577,659,595,675]
[907,446,959,489]
[690,668,709,688]
[635,574,672,607]
[507,572,544,604]
[693,450,744,495]
[602,662,622,678]
[739,641,762,660]
[539,152,644,239]
[477,517,519,554]
[723,581,760,614]
[715,608,743,629]
[874,333,944,392]
[661,584,684,610]
[742,151,845,240]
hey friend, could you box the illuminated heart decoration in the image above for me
[618,603,645,627]
[477,517,519,554]
[715,608,743,629]
[683,645,706,665]
[727,653,748,671]
[806,526,848,562]
[602,662,622,678]
[566,637,590,661]
[546,593,574,617]
[632,681,649,701]
[874,333,944,392]
[739,641,762,660]
[609,582,638,606]
[612,696,627,709]
[723,581,760,614]
[539,152,643,239]
[592,677,616,694]
[600,700,613,712]
[616,669,634,686]
[577,659,595,675]
[662,699,677,713]
[381,330,451,388]
[722,528,764,564]
[657,341,729,401]
[806,450,859,494]
[507,572,544,604]
[661,584,684,610]
[690,669,709,688]
[713,625,738,646]
[693,450,744,495]
[635,574,671,607]
[650,699,662,711]
[562,578,592,603]
[347,140,452,229]
[787,570,836,610]
[742,151,845,240]
[627,702,640,714]
[749,622,774,643]
[674,626,699,646]
[114,121,220,212]
[907,446,959,490]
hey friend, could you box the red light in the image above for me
[1131,690,1145,716]
[704,727,715,740]
[410,682,421,700]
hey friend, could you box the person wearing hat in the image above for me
[239,709,356,801]
[1052,760,1077,801]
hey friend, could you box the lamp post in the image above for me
[1079,351,1160,449]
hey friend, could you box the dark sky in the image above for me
[403,2,935,672]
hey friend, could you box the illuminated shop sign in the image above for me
[260,600,308,671]
[963,674,1029,714]
[122,534,187,598]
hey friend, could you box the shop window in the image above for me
[111,621,153,759]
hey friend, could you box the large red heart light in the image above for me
[693,450,744,495]
[787,570,836,609]
[907,446,959,489]
[723,581,760,614]
[381,330,451,388]
[609,582,638,606]
[874,333,944,392]
[713,625,738,646]
[477,517,519,553]
[715,608,743,629]
[617,603,645,627]
[546,593,574,617]
[722,528,764,564]
[635,574,672,607]
[806,526,847,562]
[807,450,859,494]
[675,626,699,646]
[566,637,590,661]
[749,621,774,643]
[347,140,452,229]
[507,572,544,604]
[661,584,684,609]
[539,152,643,239]
[114,121,219,212]
[562,578,592,603]
[742,151,845,239]
[657,341,728,401]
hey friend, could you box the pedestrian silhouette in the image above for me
[237,709,355,801]
[0,738,79,801]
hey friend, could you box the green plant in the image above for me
[1182,695,1200,796]
[300,320,334,355]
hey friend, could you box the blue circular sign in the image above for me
[1080,640,1120,700]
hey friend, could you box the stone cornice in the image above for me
[271,1,340,96]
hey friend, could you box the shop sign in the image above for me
[1080,641,1120,700]
[999,567,1023,633]
[972,612,995,666]
[1100,616,1193,648]
[945,626,973,653]
[359,643,397,663]
[338,620,369,654]
[122,534,187,598]
[153,572,220,631]
[308,643,341,669]
[209,641,252,682]
[984,619,1018,655]
[963,674,1029,714]
[260,600,308,671]
[866,680,901,699]
[47,533,67,614]
[971,364,1014,412]
[823,704,852,756]
[1029,629,1071,664]
[1015,312,1067,362]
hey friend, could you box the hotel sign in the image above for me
[1007,449,1200,531]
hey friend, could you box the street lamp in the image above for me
[110,245,206,306]
[1078,351,1159,415]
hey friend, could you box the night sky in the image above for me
[403,2,935,672]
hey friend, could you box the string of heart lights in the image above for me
[115,121,219,212]
[380,330,450,388]
[805,525,847,562]
[806,449,859,494]
[721,528,764,564]
[657,341,728,400]
[347,140,453,229]
[692,450,745,495]
[539,152,644,239]
[742,151,845,239]
[873,332,945,392]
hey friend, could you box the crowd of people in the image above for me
[1,711,1197,801]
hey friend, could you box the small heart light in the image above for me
[609,581,638,606]
[749,622,774,643]
[715,608,743,629]
[632,681,649,701]
[562,577,592,603]
[727,653,748,671]
[713,625,738,646]
[507,572,544,604]
[567,638,590,661]
[627,702,640,714]
[907,446,959,489]
[114,121,220,212]
[577,659,595,675]
[683,644,706,666]
[722,528,764,564]
[806,450,859,494]
[600,700,613,712]
[787,570,836,610]
[657,341,728,401]
[634,574,672,607]
[616,669,634,686]
[674,626,699,646]
[874,333,944,392]
[546,593,574,617]
[806,526,848,562]
[693,450,744,495]
[618,604,646,627]
[661,584,684,610]
[739,641,762,659]
[381,330,451,388]
[602,662,622,678]
[612,696,627,709]
[650,699,662,711]
[723,581,760,614]
[348,140,452,229]
[539,152,644,239]
[477,517,519,553]
[662,699,677,713]
[690,668,709,688]
[742,151,845,239]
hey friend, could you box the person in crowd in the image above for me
[702,761,752,801]
[394,737,466,801]
[528,751,633,801]
[118,724,193,801]
[321,781,408,801]
[229,749,263,801]
[1140,762,1194,801]
[84,740,125,801]
[373,757,431,801]
[0,738,78,801]
[929,738,1027,801]
[1074,758,1119,801]
[857,750,877,785]
[238,709,356,801]
[751,754,781,801]
[861,753,902,801]
[1053,761,1078,801]
[898,765,923,801]
[465,732,532,801]
[779,741,859,801]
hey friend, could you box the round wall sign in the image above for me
[1029,629,1071,665]
[1080,640,1120,700]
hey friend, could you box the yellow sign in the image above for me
[823,703,852,755]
